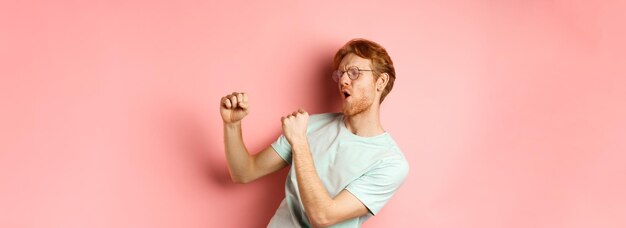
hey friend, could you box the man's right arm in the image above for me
[221,92,288,184]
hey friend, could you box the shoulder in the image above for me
[377,136,410,175]
[308,112,341,123]
[306,112,342,128]
[367,151,409,187]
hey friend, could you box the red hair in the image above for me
[332,38,396,103]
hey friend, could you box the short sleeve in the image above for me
[271,134,292,165]
[345,158,409,215]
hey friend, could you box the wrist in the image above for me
[224,121,241,129]
[290,140,309,151]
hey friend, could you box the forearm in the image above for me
[292,142,334,227]
[223,122,253,183]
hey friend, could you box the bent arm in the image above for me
[292,143,369,227]
[279,109,368,227]
[224,122,288,183]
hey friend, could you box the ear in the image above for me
[376,73,389,91]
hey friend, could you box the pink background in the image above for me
[1,0,625,227]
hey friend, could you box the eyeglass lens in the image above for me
[333,67,360,82]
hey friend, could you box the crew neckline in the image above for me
[339,114,389,140]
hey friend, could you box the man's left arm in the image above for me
[281,109,369,227]
[292,142,369,227]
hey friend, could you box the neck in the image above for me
[344,104,385,137]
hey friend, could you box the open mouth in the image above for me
[342,91,351,99]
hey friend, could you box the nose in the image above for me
[338,72,351,86]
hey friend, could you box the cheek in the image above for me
[353,88,373,102]
[356,83,376,96]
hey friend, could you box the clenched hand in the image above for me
[281,108,309,146]
[220,92,249,124]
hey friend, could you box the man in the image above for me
[220,38,409,227]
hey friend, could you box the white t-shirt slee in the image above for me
[267,113,409,228]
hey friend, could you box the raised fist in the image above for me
[281,108,309,145]
[220,92,249,124]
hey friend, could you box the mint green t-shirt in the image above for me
[267,113,409,228]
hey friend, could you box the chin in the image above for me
[342,102,371,117]
[342,107,354,117]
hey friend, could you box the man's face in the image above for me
[336,53,379,116]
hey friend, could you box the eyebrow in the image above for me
[342,65,365,70]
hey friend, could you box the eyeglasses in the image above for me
[332,66,374,82]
